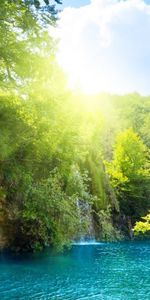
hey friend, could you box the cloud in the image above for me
[54,0,150,95]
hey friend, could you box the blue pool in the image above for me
[0,241,150,299]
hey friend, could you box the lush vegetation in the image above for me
[0,1,150,252]
[133,212,150,236]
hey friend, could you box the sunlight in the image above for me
[56,46,127,96]
[1,1,150,299]
[55,0,150,96]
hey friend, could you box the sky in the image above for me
[54,0,150,95]
[61,1,90,8]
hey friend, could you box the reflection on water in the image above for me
[0,241,150,299]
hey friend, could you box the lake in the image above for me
[0,241,150,299]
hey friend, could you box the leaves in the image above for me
[133,213,150,234]
[0,0,150,249]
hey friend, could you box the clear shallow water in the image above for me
[0,241,150,300]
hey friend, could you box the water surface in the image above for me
[0,241,150,299]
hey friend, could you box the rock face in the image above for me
[0,198,8,249]
[0,221,7,249]
[0,232,7,249]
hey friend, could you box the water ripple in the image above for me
[0,241,150,299]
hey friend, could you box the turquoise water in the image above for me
[0,241,150,299]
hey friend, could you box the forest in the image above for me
[0,0,150,253]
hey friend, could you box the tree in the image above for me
[133,213,150,235]
[0,0,62,90]
[106,129,150,221]
[0,89,96,251]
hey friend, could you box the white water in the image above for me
[76,199,95,243]
[72,241,103,245]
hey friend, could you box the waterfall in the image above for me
[75,199,96,244]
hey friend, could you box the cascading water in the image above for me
[74,199,97,245]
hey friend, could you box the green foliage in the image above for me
[106,129,148,185]
[106,128,150,223]
[1,0,150,251]
[0,0,61,92]
[1,89,150,251]
[17,172,79,251]
[133,213,150,235]
[96,205,122,242]
[0,91,95,251]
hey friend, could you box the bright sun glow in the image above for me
[54,0,150,96]
[56,46,127,95]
